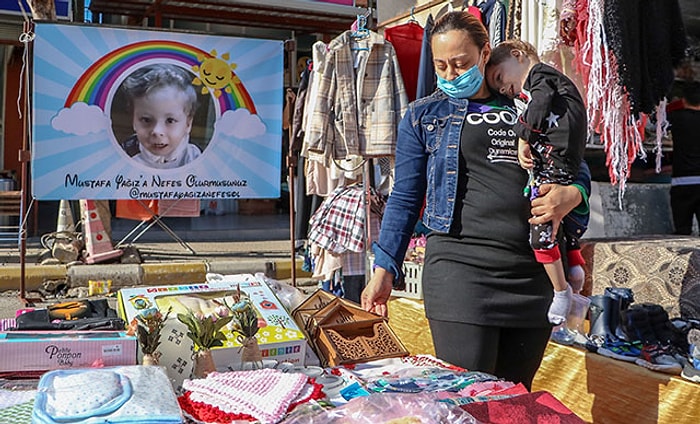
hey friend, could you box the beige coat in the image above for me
[305,30,408,162]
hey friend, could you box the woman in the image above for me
[361,11,590,389]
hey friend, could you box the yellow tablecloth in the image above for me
[387,297,700,424]
[532,341,700,424]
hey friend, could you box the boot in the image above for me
[589,295,616,342]
[643,303,674,346]
[604,287,634,340]
[621,305,657,345]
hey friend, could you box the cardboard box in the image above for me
[0,331,137,372]
[117,274,307,390]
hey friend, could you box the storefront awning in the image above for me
[89,0,367,33]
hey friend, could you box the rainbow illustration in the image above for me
[64,40,256,114]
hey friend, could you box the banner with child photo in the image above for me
[31,22,283,200]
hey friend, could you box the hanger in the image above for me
[407,6,419,25]
[350,9,372,51]
[351,10,371,40]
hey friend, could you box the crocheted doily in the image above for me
[182,369,308,424]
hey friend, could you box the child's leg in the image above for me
[568,263,585,293]
[544,258,573,325]
[564,233,586,293]
[531,222,572,324]
[543,258,569,292]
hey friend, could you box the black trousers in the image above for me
[428,318,552,391]
[671,184,700,235]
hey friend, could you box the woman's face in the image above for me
[432,29,489,82]
[132,86,193,158]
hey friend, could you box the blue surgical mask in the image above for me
[436,63,484,99]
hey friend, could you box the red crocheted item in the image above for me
[178,379,325,423]
[287,381,325,411]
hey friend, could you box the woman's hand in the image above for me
[530,184,582,236]
[361,267,394,318]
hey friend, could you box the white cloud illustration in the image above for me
[215,108,267,139]
[51,102,111,135]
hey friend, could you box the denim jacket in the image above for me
[373,90,591,286]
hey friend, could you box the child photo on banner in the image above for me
[31,23,283,201]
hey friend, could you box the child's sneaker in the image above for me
[634,343,683,375]
[688,328,700,350]
[597,338,641,363]
[681,361,700,383]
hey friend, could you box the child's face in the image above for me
[486,52,531,99]
[132,86,193,158]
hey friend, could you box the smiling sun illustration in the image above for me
[192,50,238,98]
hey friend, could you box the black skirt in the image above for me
[421,233,552,328]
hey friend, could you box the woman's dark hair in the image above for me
[488,39,540,68]
[431,11,489,51]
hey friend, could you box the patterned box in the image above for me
[292,289,408,366]
[0,331,137,372]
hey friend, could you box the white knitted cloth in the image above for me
[183,369,307,424]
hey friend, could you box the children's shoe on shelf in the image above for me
[621,305,658,345]
[597,339,641,363]
[688,328,700,349]
[604,287,635,340]
[680,360,700,383]
[642,303,675,345]
[634,344,683,375]
[551,324,575,345]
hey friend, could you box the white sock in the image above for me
[548,285,573,325]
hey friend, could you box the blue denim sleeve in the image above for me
[372,105,428,287]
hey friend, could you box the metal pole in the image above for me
[284,39,297,287]
[363,160,373,284]
[18,20,33,306]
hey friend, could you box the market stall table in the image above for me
[386,296,700,424]
[532,341,700,424]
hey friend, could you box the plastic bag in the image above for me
[280,392,482,424]
[255,273,308,311]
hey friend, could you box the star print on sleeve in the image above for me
[546,112,560,128]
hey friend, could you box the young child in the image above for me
[120,63,201,169]
[486,39,588,324]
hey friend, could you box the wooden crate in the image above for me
[391,261,424,300]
